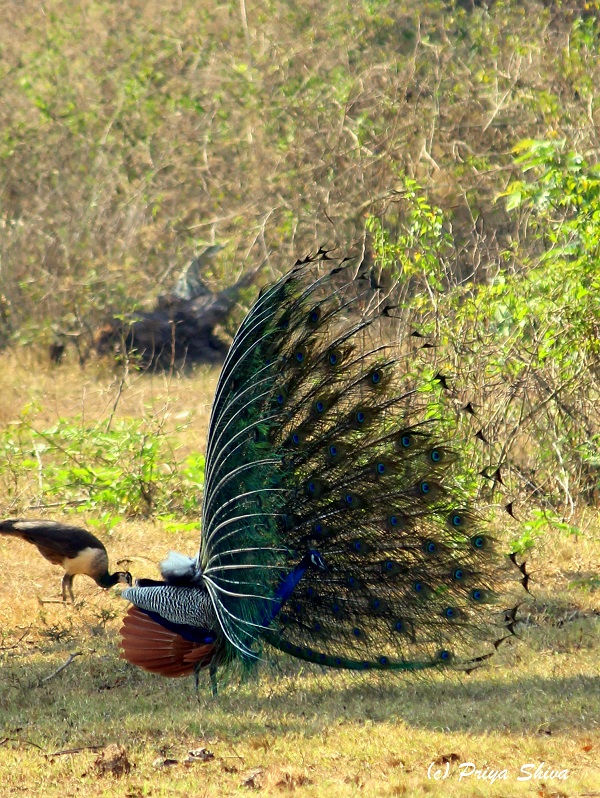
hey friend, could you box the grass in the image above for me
[0,355,599,797]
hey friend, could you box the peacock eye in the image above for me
[451,513,463,527]
[452,568,464,580]
[315,400,325,413]
[438,649,451,661]
[356,411,365,423]
[371,370,382,384]
[430,449,441,462]
[471,589,483,601]
[389,514,398,526]
[472,535,486,549]
[295,351,304,363]
[420,481,431,495]
[424,540,437,554]
[401,435,412,448]
[308,308,321,323]
[329,445,338,457]
[443,607,457,619]
[292,433,300,444]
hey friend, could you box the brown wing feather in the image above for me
[119,606,216,677]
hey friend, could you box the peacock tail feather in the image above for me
[182,251,523,670]
[121,250,527,684]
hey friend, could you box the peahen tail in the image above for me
[120,250,527,682]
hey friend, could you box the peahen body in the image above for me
[120,251,526,689]
[0,519,132,601]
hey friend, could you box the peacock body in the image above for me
[120,251,526,688]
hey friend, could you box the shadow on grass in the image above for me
[1,633,598,745]
[189,671,600,736]
[45,657,596,741]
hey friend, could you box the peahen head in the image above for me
[97,570,133,589]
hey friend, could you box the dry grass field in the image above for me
[2,3,600,792]
[0,354,598,797]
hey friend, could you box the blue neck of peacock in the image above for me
[262,549,325,628]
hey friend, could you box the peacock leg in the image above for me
[209,661,218,697]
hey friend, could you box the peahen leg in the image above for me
[61,574,75,603]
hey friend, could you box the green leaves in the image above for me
[511,509,580,556]
[0,414,205,520]
[366,177,452,294]
[366,158,600,542]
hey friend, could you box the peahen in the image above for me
[0,519,132,602]
[120,251,527,690]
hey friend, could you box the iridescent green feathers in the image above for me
[198,251,524,674]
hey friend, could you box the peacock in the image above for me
[119,251,527,691]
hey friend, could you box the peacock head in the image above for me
[308,550,328,571]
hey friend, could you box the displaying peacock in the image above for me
[120,251,527,691]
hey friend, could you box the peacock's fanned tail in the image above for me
[194,251,525,675]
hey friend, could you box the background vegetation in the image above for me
[1,0,600,340]
[0,1,599,796]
